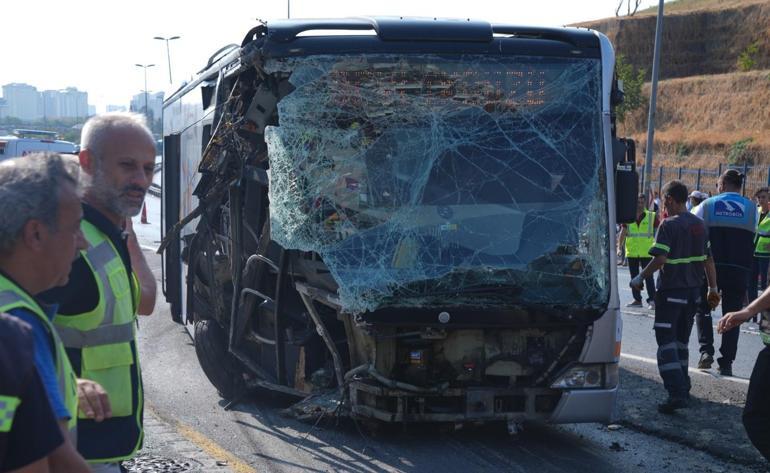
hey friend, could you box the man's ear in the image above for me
[20,219,46,252]
[79,149,95,176]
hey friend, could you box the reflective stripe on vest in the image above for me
[53,220,143,462]
[756,214,770,257]
[0,279,78,437]
[626,210,656,258]
[0,395,21,432]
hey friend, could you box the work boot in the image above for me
[717,362,733,377]
[658,397,689,415]
[626,300,643,308]
[697,353,713,370]
[647,299,655,310]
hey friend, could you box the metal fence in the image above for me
[640,163,770,198]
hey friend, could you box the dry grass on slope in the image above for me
[619,70,770,167]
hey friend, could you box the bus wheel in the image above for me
[194,319,246,399]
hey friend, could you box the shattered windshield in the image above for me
[264,54,608,314]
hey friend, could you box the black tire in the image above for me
[194,319,246,399]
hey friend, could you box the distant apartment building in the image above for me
[2,83,91,121]
[130,91,164,122]
[107,105,127,113]
[2,83,40,121]
[0,98,7,120]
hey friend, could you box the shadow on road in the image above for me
[617,367,764,467]
[222,393,633,473]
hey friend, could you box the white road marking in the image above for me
[622,309,760,336]
[141,245,159,252]
[620,352,750,385]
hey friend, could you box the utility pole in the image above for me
[288,0,291,19]
[641,0,665,196]
[153,36,180,84]
[135,63,155,120]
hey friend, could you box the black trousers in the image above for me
[628,257,655,302]
[693,282,714,356]
[749,257,770,302]
[654,288,699,399]
[717,285,747,366]
[743,346,770,461]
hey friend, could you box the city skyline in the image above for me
[0,81,164,121]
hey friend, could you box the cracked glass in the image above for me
[264,54,608,314]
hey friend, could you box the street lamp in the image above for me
[135,63,155,120]
[153,36,180,84]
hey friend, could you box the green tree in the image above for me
[738,41,760,72]
[615,54,647,123]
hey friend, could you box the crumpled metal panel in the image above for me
[264,54,608,314]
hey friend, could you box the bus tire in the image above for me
[194,319,246,400]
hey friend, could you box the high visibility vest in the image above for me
[756,213,770,257]
[53,220,143,462]
[0,395,21,433]
[625,210,656,258]
[0,275,78,437]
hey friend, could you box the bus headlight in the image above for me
[550,364,605,389]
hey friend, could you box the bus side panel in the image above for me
[162,132,182,323]
[162,83,208,324]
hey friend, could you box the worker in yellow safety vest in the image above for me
[0,153,94,472]
[751,187,770,303]
[40,113,158,473]
[618,193,659,309]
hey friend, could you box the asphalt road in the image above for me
[133,207,768,472]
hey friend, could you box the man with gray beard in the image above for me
[41,113,157,473]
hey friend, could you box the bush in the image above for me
[737,42,760,72]
[675,142,691,159]
[727,137,754,165]
[615,54,647,123]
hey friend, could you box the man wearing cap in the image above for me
[688,190,716,369]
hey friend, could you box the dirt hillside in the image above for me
[580,0,770,80]
[579,0,770,168]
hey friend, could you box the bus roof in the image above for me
[165,17,603,106]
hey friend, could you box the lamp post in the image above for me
[153,35,180,84]
[135,63,155,120]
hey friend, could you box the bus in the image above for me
[160,17,638,428]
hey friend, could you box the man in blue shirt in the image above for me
[693,169,757,375]
[0,153,106,472]
[0,312,64,472]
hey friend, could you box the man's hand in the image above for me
[77,378,111,422]
[707,287,721,310]
[630,274,644,291]
[717,309,753,334]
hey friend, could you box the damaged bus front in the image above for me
[161,18,638,426]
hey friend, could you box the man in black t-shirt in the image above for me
[0,312,64,472]
[631,180,719,414]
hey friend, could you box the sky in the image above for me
[0,0,668,111]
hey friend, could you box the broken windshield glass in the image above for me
[264,54,608,314]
